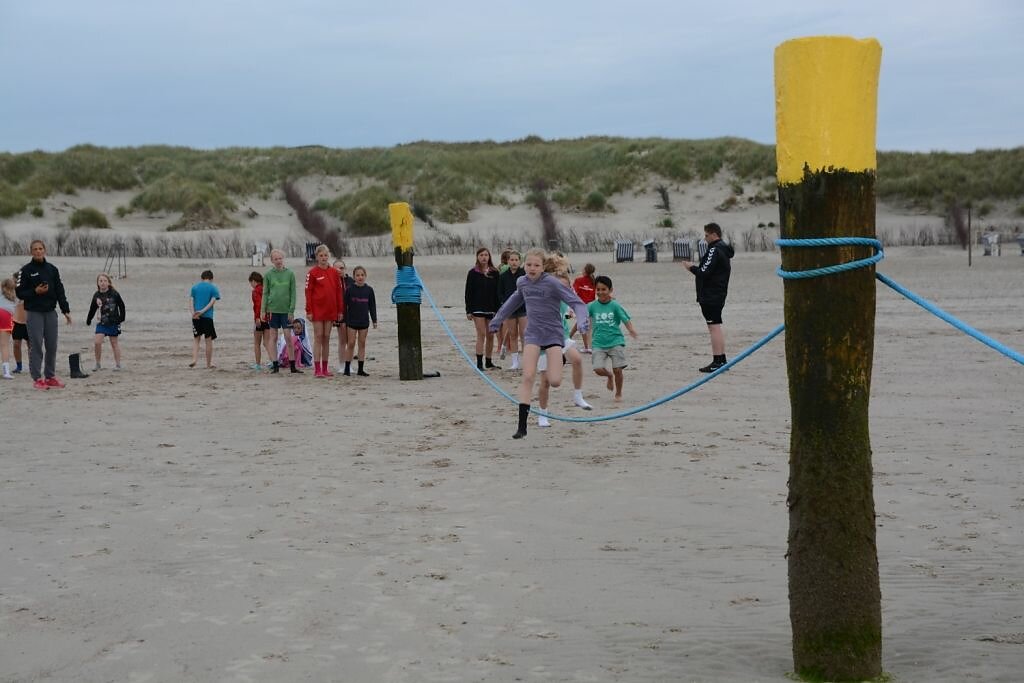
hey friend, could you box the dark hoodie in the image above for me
[16,258,70,314]
[689,240,734,306]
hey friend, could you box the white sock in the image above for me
[538,414,551,427]
[2,362,10,378]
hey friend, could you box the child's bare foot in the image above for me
[606,375,614,391]
[614,394,623,402]
[188,361,197,368]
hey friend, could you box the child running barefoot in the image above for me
[305,245,344,377]
[86,273,126,371]
[0,278,15,379]
[588,275,638,402]
[489,248,589,439]
[536,269,593,427]
[342,266,377,376]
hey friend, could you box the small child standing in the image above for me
[489,248,590,439]
[86,273,126,371]
[587,275,638,402]
[0,277,16,379]
[342,266,377,377]
[248,271,272,370]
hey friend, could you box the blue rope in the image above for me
[417,273,786,422]
[391,265,423,304]
[776,237,884,279]
[876,272,1024,365]
[777,237,1023,366]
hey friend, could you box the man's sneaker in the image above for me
[537,415,551,428]
[699,361,726,373]
[45,376,66,388]
[33,378,49,390]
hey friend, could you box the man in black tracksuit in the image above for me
[681,222,734,373]
[15,240,72,388]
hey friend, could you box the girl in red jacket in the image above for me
[572,263,597,352]
[304,245,344,377]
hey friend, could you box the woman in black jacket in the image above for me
[465,247,501,370]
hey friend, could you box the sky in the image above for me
[1,0,1022,154]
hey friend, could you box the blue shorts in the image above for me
[95,323,121,337]
[268,312,291,329]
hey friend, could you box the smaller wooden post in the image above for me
[390,202,424,380]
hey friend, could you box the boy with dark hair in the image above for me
[587,275,638,402]
[681,222,734,372]
[189,270,220,368]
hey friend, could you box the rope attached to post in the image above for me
[777,237,1023,366]
[391,265,423,305]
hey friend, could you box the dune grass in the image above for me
[2,138,1023,225]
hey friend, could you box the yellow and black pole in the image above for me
[389,202,424,380]
[775,37,883,681]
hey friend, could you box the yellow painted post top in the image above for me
[775,36,882,184]
[389,202,414,250]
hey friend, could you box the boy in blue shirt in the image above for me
[189,270,221,368]
[587,275,638,402]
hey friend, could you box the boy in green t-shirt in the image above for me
[587,275,638,402]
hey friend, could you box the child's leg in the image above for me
[513,344,541,438]
[345,327,357,361]
[543,347,564,388]
[0,331,10,364]
[472,317,487,356]
[110,336,121,366]
[191,335,200,366]
[204,337,214,367]
[517,345,540,404]
[594,364,614,391]
[567,347,583,389]
[13,338,22,364]
[337,323,348,365]
[93,332,104,365]
[612,367,624,400]
[253,330,262,363]
[356,329,369,375]
[537,372,552,427]
[356,328,368,362]
[262,328,274,364]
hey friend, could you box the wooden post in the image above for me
[390,202,424,381]
[775,36,883,681]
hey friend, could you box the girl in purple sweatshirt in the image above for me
[489,248,589,439]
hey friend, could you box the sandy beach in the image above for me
[0,243,1021,682]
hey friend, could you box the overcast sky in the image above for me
[1,1,1021,154]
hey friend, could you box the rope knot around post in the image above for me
[391,265,423,305]
[776,237,883,279]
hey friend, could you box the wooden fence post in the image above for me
[775,36,883,681]
[390,202,424,381]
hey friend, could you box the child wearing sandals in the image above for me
[587,275,638,402]
[535,268,593,427]
[489,248,589,439]
[86,273,126,371]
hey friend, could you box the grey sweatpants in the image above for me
[26,309,59,380]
